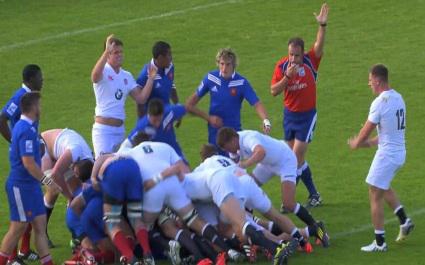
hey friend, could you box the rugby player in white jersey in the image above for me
[118,133,240,265]
[217,128,329,248]
[348,64,414,252]
[175,148,297,265]
[91,34,156,158]
[199,144,313,254]
[41,128,94,247]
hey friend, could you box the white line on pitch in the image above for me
[332,207,425,238]
[0,0,240,53]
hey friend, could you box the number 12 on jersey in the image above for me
[396,108,405,130]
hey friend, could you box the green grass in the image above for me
[1,0,424,264]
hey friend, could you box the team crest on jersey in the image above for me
[124,78,128,85]
[108,75,114,81]
[155,82,161,89]
[211,86,218,92]
[115,89,123,100]
[230,88,237,96]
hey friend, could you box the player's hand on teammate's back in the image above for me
[208,115,223,128]
[314,3,329,25]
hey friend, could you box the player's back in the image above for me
[373,89,406,153]
[123,141,181,181]
[238,130,292,165]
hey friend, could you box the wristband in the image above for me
[152,173,163,184]
[41,175,53,186]
[263,119,271,128]
[284,73,291,79]
[320,23,327,27]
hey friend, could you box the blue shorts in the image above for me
[5,180,45,222]
[101,157,142,202]
[283,108,317,143]
[81,197,106,244]
[66,208,84,239]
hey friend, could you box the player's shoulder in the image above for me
[119,67,135,79]
[13,120,35,137]
[275,56,289,67]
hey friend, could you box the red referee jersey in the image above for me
[271,48,321,112]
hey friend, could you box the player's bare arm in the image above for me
[254,102,272,134]
[313,3,329,58]
[240,145,266,169]
[186,93,223,128]
[22,156,61,191]
[348,120,377,149]
[0,113,11,142]
[131,64,158,104]
[69,194,86,216]
[144,160,186,191]
[270,64,297,96]
[90,153,114,191]
[49,150,75,199]
[91,34,115,83]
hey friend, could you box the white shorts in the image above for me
[207,170,242,207]
[366,151,405,190]
[143,177,191,213]
[252,151,297,184]
[239,175,271,214]
[193,202,221,226]
[92,123,125,158]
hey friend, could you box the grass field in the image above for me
[1,0,424,264]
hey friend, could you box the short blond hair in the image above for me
[216,48,238,67]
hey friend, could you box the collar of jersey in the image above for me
[219,71,236,79]
[20,114,35,124]
[22,83,31,92]
[150,58,173,75]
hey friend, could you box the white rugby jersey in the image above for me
[368,89,406,153]
[237,130,293,166]
[93,63,137,120]
[53,129,93,162]
[120,141,181,181]
[193,155,238,175]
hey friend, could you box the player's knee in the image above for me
[181,208,199,227]
[103,204,122,233]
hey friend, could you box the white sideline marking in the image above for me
[333,207,425,238]
[0,0,240,53]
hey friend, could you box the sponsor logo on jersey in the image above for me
[115,89,123,100]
